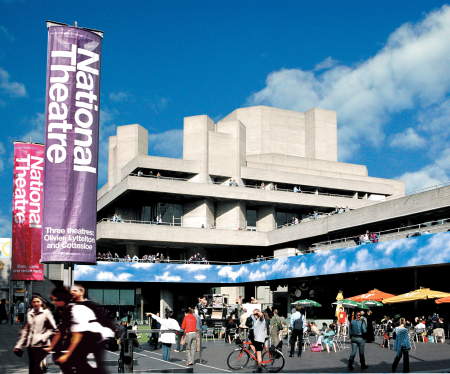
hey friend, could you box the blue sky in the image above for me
[1,1,449,236]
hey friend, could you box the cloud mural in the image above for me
[75,232,450,283]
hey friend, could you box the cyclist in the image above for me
[250,309,267,373]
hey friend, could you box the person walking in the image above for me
[392,318,411,373]
[45,287,114,374]
[348,311,368,371]
[13,295,57,374]
[181,307,197,366]
[269,309,283,349]
[289,305,305,357]
[147,311,180,361]
[70,284,114,374]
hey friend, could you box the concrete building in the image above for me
[44,105,450,319]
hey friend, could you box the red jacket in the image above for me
[181,314,197,333]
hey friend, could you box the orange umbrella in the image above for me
[435,296,450,304]
[348,289,396,302]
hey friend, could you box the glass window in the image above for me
[246,209,257,227]
[103,289,120,305]
[119,289,135,305]
[88,289,103,304]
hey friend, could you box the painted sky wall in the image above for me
[74,232,450,284]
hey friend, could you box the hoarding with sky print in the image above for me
[41,23,103,264]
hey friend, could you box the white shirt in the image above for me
[151,315,180,344]
[70,304,114,340]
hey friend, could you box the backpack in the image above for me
[293,316,303,330]
[245,315,253,329]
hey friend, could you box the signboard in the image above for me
[11,143,44,280]
[41,22,103,264]
[0,238,12,287]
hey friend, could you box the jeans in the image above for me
[290,329,303,357]
[349,336,365,360]
[392,348,410,372]
[185,332,197,364]
[162,343,171,361]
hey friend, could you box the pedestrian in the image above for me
[392,318,411,372]
[348,311,368,371]
[0,298,8,324]
[70,284,114,374]
[147,311,180,361]
[365,310,375,343]
[13,295,57,374]
[45,287,114,374]
[181,307,197,366]
[250,308,267,373]
[269,308,284,349]
[289,305,305,358]
[194,310,204,363]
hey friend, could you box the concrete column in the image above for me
[216,120,246,184]
[183,115,214,183]
[215,201,246,230]
[256,206,275,232]
[183,198,214,228]
[160,288,174,316]
[108,124,148,187]
[126,243,139,257]
[305,108,337,161]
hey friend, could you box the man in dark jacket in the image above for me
[348,312,368,371]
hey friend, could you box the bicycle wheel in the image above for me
[262,349,285,372]
[227,348,250,370]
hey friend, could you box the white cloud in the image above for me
[0,67,26,97]
[322,256,348,274]
[147,96,169,114]
[131,262,154,269]
[407,232,450,266]
[291,262,316,277]
[194,274,206,281]
[397,148,450,193]
[349,249,377,272]
[75,265,96,276]
[154,271,181,282]
[248,270,267,281]
[218,265,248,281]
[375,237,416,255]
[21,112,45,143]
[149,129,183,158]
[389,128,426,149]
[248,5,450,161]
[96,271,133,281]
[175,264,212,272]
[314,57,338,71]
[109,91,131,102]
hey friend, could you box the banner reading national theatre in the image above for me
[41,22,103,264]
[11,143,44,280]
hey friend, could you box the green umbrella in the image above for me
[361,300,383,307]
[332,299,369,309]
[291,299,322,307]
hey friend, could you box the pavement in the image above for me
[1,323,450,373]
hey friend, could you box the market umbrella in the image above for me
[291,299,322,307]
[332,299,369,309]
[361,300,383,308]
[435,296,450,304]
[383,288,450,304]
[348,289,396,302]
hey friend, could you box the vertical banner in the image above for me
[11,143,44,280]
[41,23,103,264]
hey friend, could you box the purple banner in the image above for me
[41,23,103,264]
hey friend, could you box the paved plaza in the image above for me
[2,324,450,373]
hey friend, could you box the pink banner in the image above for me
[11,143,44,280]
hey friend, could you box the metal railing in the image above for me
[130,172,370,200]
[311,217,450,249]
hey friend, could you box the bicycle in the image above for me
[226,337,285,372]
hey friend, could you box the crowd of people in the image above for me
[354,230,380,245]
[96,251,210,264]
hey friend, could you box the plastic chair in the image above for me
[205,328,215,341]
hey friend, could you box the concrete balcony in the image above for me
[96,219,268,247]
[98,175,377,211]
